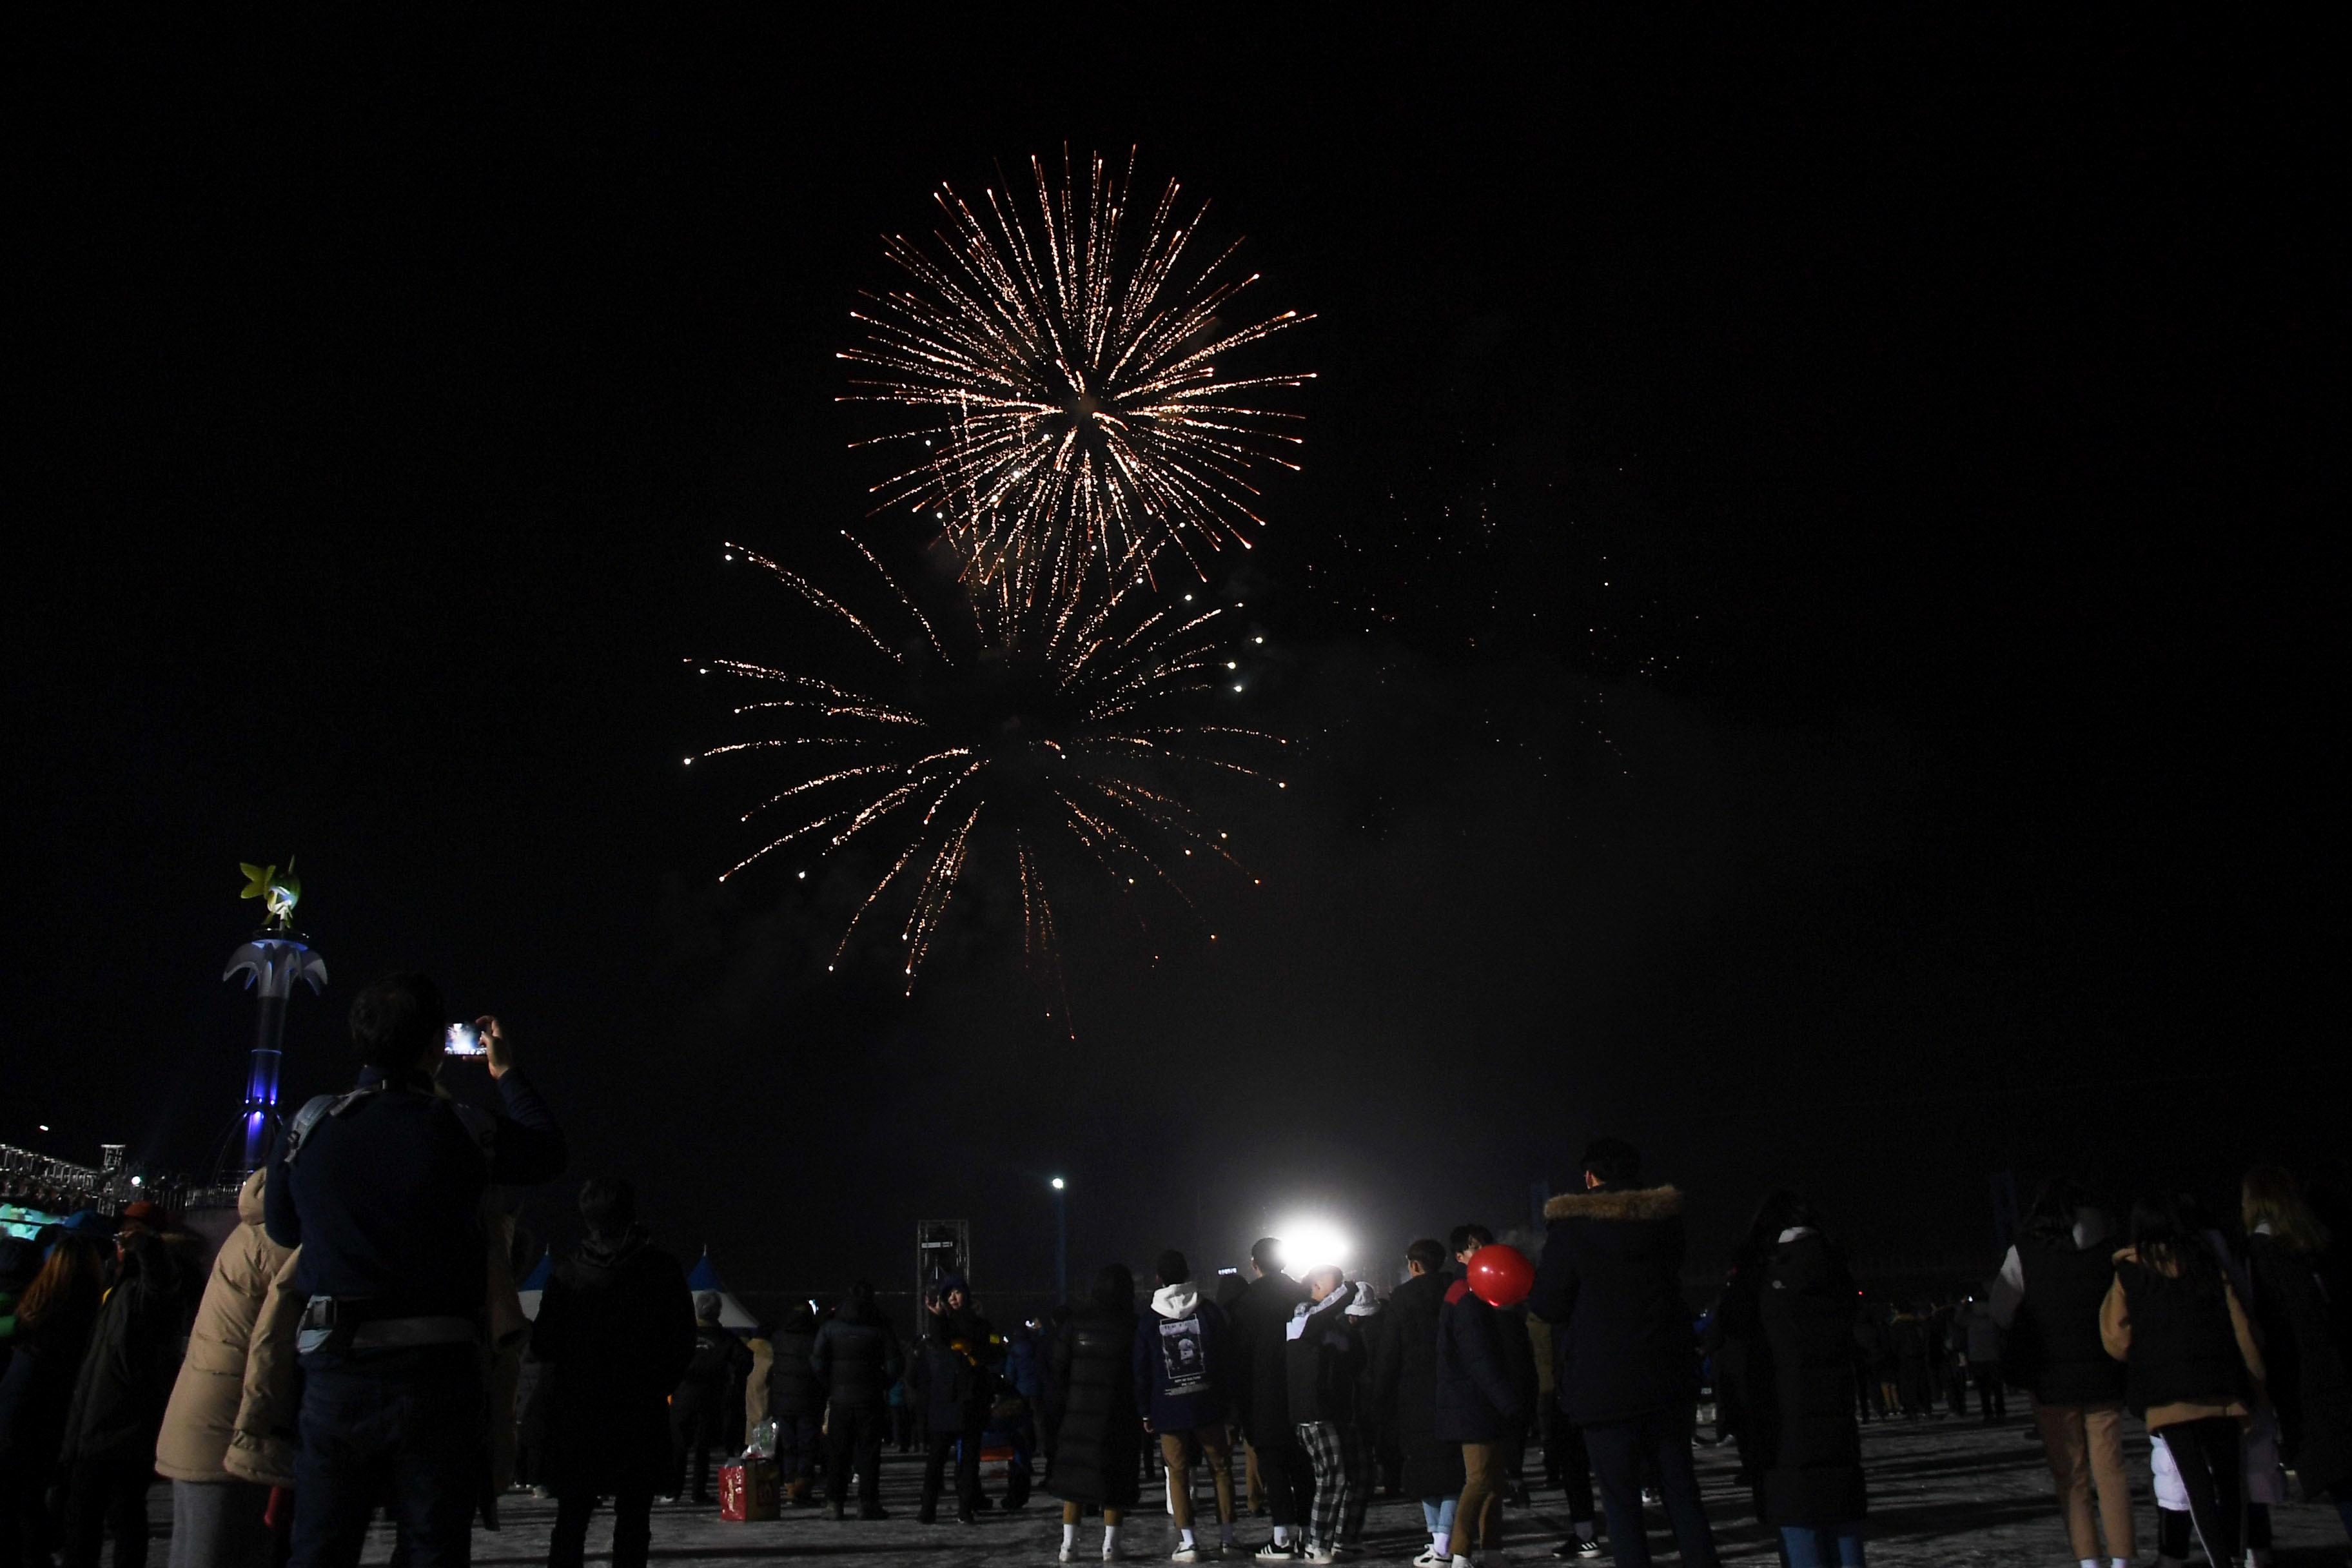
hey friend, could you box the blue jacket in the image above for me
[266,1066,565,1329]
[1133,1281,1232,1430]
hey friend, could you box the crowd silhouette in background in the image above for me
[3,972,2349,1568]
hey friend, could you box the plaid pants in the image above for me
[1293,1421,1371,1547]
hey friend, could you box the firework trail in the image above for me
[841,148,1313,596]
[689,532,1285,1006]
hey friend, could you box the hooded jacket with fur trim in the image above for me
[1133,1280,1232,1430]
[1529,1183,1698,1424]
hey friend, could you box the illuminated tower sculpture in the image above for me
[222,861,326,1173]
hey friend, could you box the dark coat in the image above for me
[528,1231,696,1496]
[912,1305,997,1430]
[1133,1284,1232,1431]
[1529,1184,1698,1424]
[2113,1257,2249,1420]
[1754,1232,1867,1527]
[1434,1279,1524,1442]
[2245,1233,2352,1499]
[1701,1260,1770,1500]
[0,1304,101,1482]
[2008,1237,2127,1407]
[1047,1299,1142,1507]
[678,1319,749,1396]
[266,1068,565,1325]
[1372,1270,1462,1499]
[811,1298,903,1413]
[61,1232,195,1464]
[1494,1303,1539,1436]
[1284,1286,1366,1426]
[766,1306,823,1422]
[1228,1270,1309,1443]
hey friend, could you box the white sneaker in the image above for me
[1172,1551,1200,1564]
[1451,1556,1479,1568]
[1059,1551,1077,1564]
[1302,1549,1336,1565]
[1412,1551,1447,1568]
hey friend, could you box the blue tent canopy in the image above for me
[685,1247,724,1291]
[519,1249,551,1291]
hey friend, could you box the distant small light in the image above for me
[38,1123,50,1132]
[797,870,807,879]
[131,1175,144,1188]
[1226,661,1237,669]
[1232,683,1242,692]
[1254,636,1264,644]
[1184,593,1193,602]
[683,758,694,765]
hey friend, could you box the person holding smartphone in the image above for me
[264,971,566,1568]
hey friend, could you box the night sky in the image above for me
[12,16,2338,1295]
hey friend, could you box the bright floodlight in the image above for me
[1273,1217,1351,1274]
[1050,1176,1067,1191]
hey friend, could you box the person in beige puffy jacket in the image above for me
[155,1170,297,1568]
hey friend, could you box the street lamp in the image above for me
[1049,1177,1068,1304]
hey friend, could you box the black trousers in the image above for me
[548,1489,651,1568]
[1583,1412,1720,1568]
[1970,1365,2006,1420]
[828,1406,887,1514]
[921,1418,983,1516]
[669,1387,722,1502]
[62,1454,152,1568]
[2159,1417,2243,1568]
[1550,1414,1596,1524]
[1251,1431,1314,1531]
[774,1413,822,1489]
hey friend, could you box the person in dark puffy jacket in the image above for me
[1134,1251,1237,1561]
[912,1275,998,1525]
[1436,1226,1522,1568]
[60,1222,199,1568]
[1991,1179,2133,1567]
[1529,1139,1720,1568]
[530,1179,695,1568]
[670,1294,750,1504]
[763,1302,823,1507]
[1286,1268,1371,1562]
[1373,1239,1467,1567]
[1048,1265,1142,1563]
[812,1280,903,1520]
[2240,1166,2352,1526]
[1750,1200,1868,1568]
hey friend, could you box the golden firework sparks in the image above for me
[691,532,1285,1000]
[841,148,1313,596]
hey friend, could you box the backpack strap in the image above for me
[280,1084,385,1167]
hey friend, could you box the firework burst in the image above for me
[689,532,1285,1007]
[841,148,1313,594]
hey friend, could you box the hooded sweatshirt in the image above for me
[1133,1279,1233,1431]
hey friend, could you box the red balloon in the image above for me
[1467,1243,1534,1308]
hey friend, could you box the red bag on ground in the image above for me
[718,1458,778,1521]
